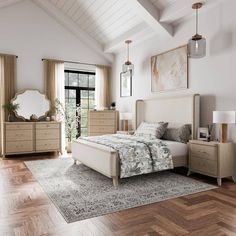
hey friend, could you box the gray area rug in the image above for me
[25,158,217,223]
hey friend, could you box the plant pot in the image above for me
[67,142,72,153]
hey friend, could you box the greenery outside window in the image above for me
[65,70,95,140]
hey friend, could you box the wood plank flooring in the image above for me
[0,154,236,236]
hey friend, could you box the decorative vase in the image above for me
[67,142,72,153]
[51,115,56,121]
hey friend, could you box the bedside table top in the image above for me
[189,140,232,147]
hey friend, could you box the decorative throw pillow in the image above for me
[134,122,168,139]
[162,123,191,143]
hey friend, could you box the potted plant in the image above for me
[2,103,19,121]
[54,99,81,153]
[110,102,116,110]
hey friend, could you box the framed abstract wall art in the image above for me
[151,45,188,92]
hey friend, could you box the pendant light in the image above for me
[188,2,206,58]
[122,40,134,75]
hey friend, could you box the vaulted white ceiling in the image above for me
[1,0,224,62]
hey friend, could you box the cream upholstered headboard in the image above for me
[135,94,200,139]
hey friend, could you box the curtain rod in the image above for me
[0,53,18,58]
[42,58,97,67]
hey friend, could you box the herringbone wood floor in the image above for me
[1,154,236,236]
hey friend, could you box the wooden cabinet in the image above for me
[188,140,235,186]
[4,122,61,157]
[88,110,118,136]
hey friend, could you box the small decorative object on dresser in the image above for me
[88,110,119,136]
[197,127,209,141]
[110,102,116,110]
[213,111,236,143]
[2,103,20,121]
[188,140,235,186]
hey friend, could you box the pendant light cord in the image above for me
[196,8,198,34]
[127,42,129,62]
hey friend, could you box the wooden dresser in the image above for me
[4,122,61,157]
[88,110,119,136]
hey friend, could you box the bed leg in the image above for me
[112,176,119,187]
[73,158,77,165]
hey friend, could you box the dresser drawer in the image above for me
[90,112,116,120]
[36,129,60,140]
[190,157,217,176]
[6,141,33,153]
[36,140,60,151]
[89,126,115,134]
[36,123,60,129]
[6,123,33,130]
[6,129,33,141]
[190,144,217,161]
[89,119,115,126]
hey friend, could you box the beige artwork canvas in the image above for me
[151,45,188,92]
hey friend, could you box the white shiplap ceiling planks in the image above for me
[49,0,145,44]
[0,0,23,9]
[1,0,225,56]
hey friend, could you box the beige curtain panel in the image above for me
[0,54,16,156]
[95,65,110,110]
[44,59,65,152]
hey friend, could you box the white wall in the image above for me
[112,0,236,143]
[0,0,109,92]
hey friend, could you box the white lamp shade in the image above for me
[213,111,236,124]
[120,112,132,120]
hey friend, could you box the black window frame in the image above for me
[64,70,95,137]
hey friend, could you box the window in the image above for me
[65,70,95,139]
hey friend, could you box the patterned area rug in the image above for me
[25,158,217,223]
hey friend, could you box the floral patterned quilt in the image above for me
[80,134,173,178]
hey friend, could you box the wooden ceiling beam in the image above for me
[126,0,174,37]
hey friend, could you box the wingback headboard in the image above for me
[135,94,200,139]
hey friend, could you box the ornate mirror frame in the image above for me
[11,89,51,121]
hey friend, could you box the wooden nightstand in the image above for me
[188,140,235,186]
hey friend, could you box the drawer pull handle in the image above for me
[198,150,208,155]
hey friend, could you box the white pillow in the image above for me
[135,122,168,139]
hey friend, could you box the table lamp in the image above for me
[120,112,132,131]
[213,111,236,143]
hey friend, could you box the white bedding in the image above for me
[77,136,188,157]
[163,140,188,157]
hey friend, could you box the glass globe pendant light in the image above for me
[122,40,134,75]
[188,2,206,58]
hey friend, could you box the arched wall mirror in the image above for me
[11,90,50,120]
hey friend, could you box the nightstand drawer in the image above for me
[190,157,217,176]
[191,144,217,161]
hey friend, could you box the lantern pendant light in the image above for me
[122,40,134,75]
[188,2,206,58]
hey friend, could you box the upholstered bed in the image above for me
[72,94,200,186]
